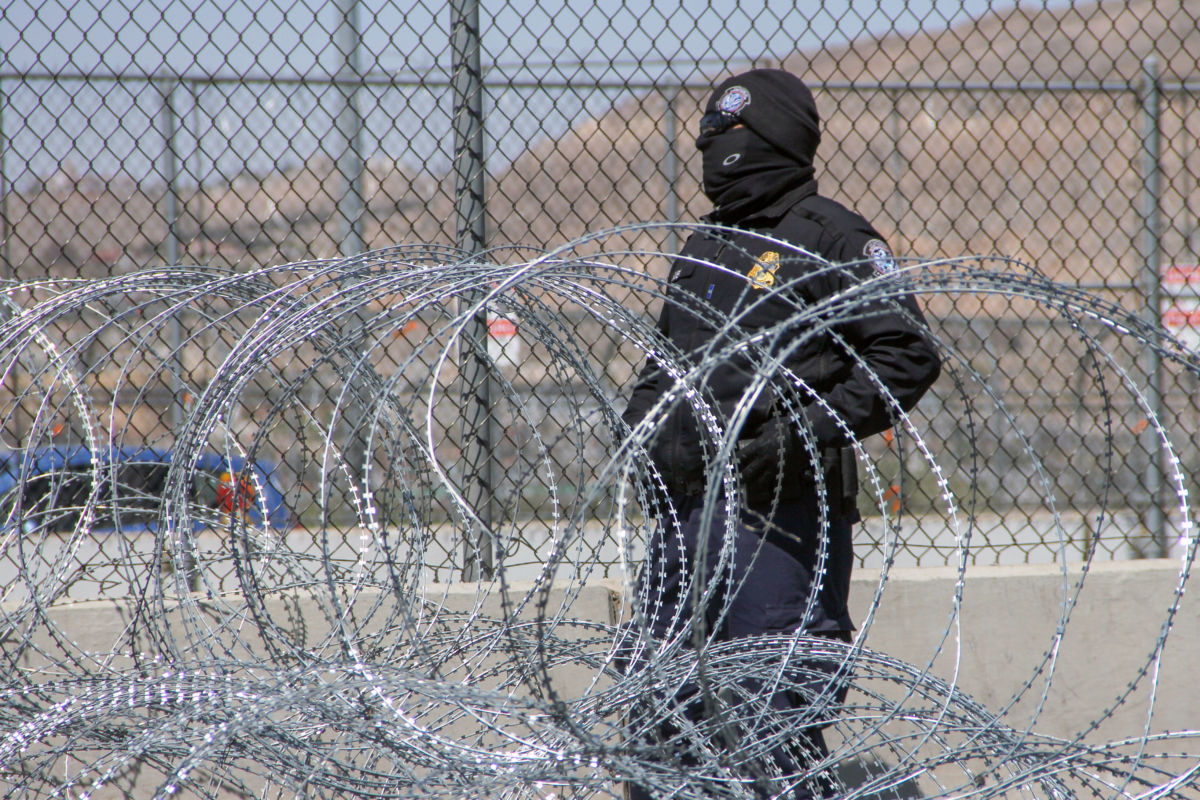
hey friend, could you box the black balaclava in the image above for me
[696,69,822,224]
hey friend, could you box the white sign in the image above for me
[487,315,521,368]
[1162,264,1200,353]
[1163,298,1200,353]
[1163,263,1200,295]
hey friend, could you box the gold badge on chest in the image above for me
[747,251,780,290]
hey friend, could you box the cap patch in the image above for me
[717,85,751,115]
[864,239,896,273]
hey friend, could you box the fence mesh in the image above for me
[2,0,1200,596]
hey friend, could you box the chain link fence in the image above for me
[2,1,1199,597]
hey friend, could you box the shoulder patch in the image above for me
[864,239,896,274]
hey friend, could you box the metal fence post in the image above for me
[1138,55,1167,557]
[333,0,366,258]
[159,79,186,431]
[664,86,680,255]
[888,90,906,227]
[0,80,9,282]
[160,76,198,590]
[451,0,496,581]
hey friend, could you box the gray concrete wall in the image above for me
[846,558,1199,743]
[9,559,1198,794]
[17,559,1198,741]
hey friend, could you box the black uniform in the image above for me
[622,186,941,501]
[622,69,940,800]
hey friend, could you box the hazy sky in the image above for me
[2,0,1048,78]
[1,1,1061,183]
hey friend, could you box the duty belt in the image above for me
[665,445,859,513]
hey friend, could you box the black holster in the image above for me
[821,445,859,518]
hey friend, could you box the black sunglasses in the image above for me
[699,111,739,136]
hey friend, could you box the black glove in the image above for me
[737,416,801,493]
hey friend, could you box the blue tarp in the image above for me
[0,445,293,530]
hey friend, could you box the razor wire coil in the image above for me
[0,225,1197,798]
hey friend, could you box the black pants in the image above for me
[628,493,854,800]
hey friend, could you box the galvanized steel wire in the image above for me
[0,225,1197,798]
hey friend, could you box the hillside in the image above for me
[490,0,1200,286]
[4,0,1198,288]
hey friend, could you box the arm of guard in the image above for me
[622,358,665,431]
[803,294,941,447]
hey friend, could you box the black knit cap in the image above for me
[705,68,821,165]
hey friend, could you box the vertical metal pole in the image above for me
[0,80,14,449]
[451,0,486,252]
[190,81,208,261]
[161,77,197,590]
[451,0,495,581]
[332,0,369,521]
[888,91,905,228]
[190,80,210,261]
[664,86,680,255]
[0,80,10,281]
[888,92,912,511]
[1186,130,1199,257]
[0,80,27,451]
[1138,56,1167,557]
[333,0,366,257]
[160,80,186,433]
[161,82,181,267]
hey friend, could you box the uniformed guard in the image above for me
[622,68,942,800]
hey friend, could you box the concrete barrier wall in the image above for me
[10,559,1198,791]
[846,558,1200,743]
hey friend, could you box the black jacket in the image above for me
[622,182,941,500]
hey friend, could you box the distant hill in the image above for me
[799,0,1200,85]
[490,0,1200,288]
[5,0,1198,290]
